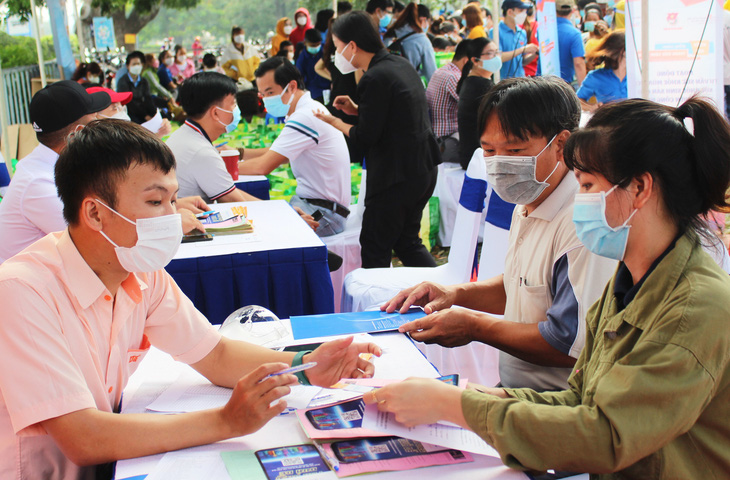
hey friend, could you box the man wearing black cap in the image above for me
[0,80,110,263]
[489,0,538,79]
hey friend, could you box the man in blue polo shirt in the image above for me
[490,0,538,79]
[556,0,586,86]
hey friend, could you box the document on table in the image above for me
[361,404,499,457]
[289,308,426,340]
[145,450,230,480]
[146,368,321,413]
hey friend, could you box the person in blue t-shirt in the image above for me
[489,0,538,79]
[295,29,332,104]
[555,0,586,86]
[577,30,627,112]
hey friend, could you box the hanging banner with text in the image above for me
[626,0,723,110]
[537,0,561,77]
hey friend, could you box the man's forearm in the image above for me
[452,274,507,314]
[470,317,576,367]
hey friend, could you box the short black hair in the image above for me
[158,50,170,64]
[366,0,394,14]
[431,37,451,50]
[417,4,431,18]
[55,119,176,225]
[393,0,405,12]
[202,53,217,68]
[477,76,581,142]
[177,72,237,119]
[315,9,334,31]
[331,11,385,54]
[453,36,471,60]
[304,28,322,44]
[126,51,145,66]
[337,1,353,14]
[236,89,265,122]
[254,57,305,90]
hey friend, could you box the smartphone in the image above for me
[311,210,323,221]
[181,233,214,243]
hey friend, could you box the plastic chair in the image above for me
[341,153,488,312]
[322,169,367,312]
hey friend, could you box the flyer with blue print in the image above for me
[290,307,426,340]
[255,444,330,480]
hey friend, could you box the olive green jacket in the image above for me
[463,233,730,479]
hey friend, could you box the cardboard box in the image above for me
[1,124,39,163]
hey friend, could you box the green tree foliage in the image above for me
[0,31,58,68]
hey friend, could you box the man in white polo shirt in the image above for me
[0,81,110,263]
[166,72,260,203]
[240,57,351,237]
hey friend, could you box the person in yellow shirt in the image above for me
[464,4,487,38]
[270,17,293,57]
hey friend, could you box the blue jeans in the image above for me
[289,195,347,237]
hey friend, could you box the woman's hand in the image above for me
[332,95,359,116]
[304,336,382,386]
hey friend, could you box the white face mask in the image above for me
[88,75,100,84]
[515,11,528,25]
[100,109,131,122]
[164,57,174,66]
[234,34,245,44]
[296,16,307,26]
[177,55,187,64]
[129,65,143,76]
[334,42,358,74]
[96,199,183,273]
[485,134,559,205]
[283,25,294,35]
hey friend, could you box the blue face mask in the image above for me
[216,105,241,133]
[572,185,638,261]
[262,84,292,118]
[306,45,321,55]
[481,56,502,74]
[380,13,392,28]
[584,21,596,32]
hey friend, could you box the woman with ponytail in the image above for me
[456,37,499,169]
[363,97,730,478]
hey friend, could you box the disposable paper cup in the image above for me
[221,150,240,180]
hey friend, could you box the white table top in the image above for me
[175,200,325,260]
[114,329,528,480]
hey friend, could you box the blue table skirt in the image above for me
[235,178,270,200]
[167,245,335,324]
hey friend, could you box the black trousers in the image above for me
[360,168,438,269]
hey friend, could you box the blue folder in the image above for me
[290,308,426,340]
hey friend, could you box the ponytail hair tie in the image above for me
[683,117,695,137]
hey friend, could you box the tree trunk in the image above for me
[80,1,161,53]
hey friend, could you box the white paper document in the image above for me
[146,368,321,413]
[361,404,499,457]
[145,450,229,480]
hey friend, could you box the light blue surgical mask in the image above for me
[262,83,292,118]
[584,21,596,32]
[306,45,321,55]
[380,13,392,29]
[573,185,638,261]
[216,105,241,133]
[481,56,502,74]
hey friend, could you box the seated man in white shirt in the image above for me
[240,57,351,237]
[166,72,259,204]
[0,119,379,478]
[0,80,110,263]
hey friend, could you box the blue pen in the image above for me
[312,440,340,472]
[195,210,215,218]
[266,362,317,378]
[214,141,228,148]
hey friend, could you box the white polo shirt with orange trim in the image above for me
[0,230,221,479]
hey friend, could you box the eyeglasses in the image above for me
[482,50,500,59]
